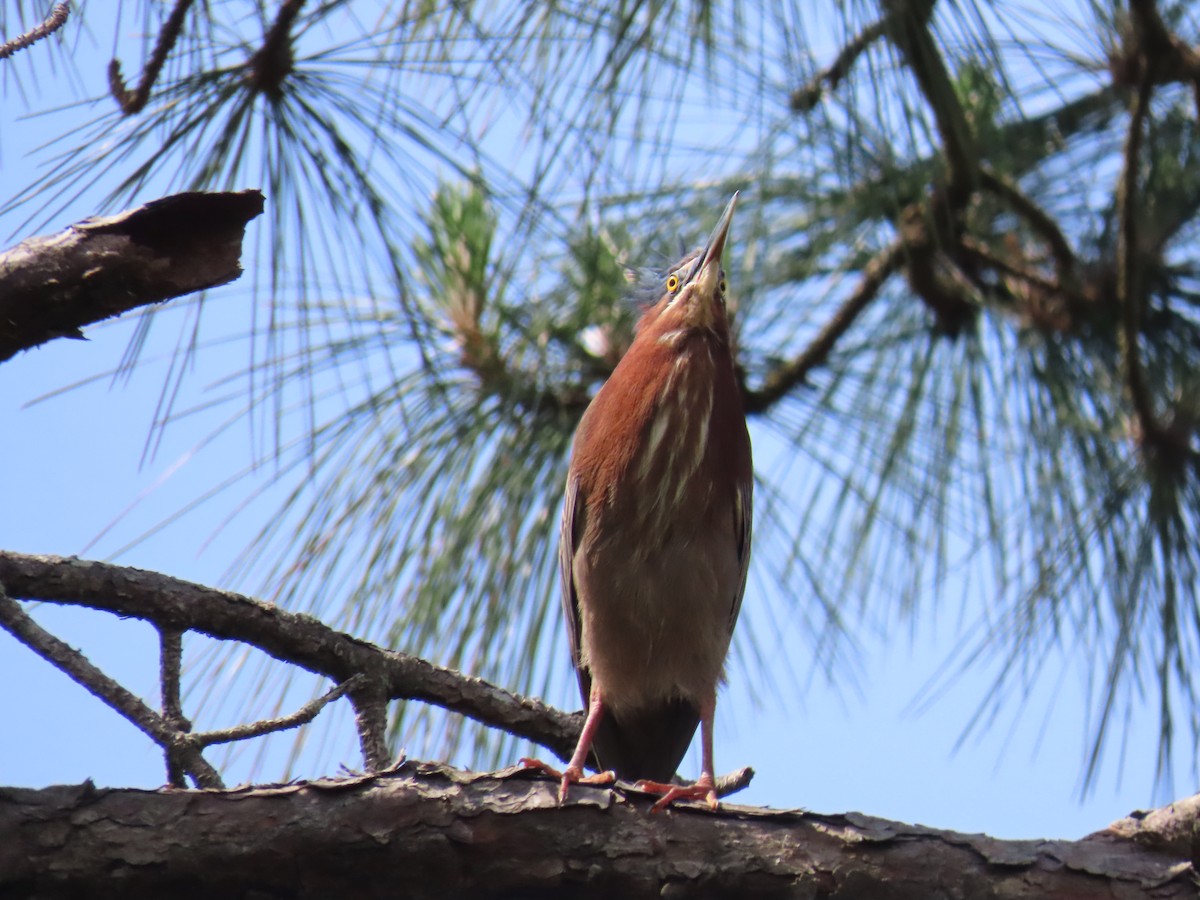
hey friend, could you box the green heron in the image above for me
[523,193,752,810]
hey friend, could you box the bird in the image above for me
[523,193,752,811]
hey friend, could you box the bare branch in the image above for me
[743,240,906,414]
[0,585,223,789]
[790,18,888,112]
[0,552,743,793]
[159,628,185,728]
[0,2,68,60]
[193,675,366,747]
[108,0,197,115]
[1100,792,1200,858]
[349,678,394,772]
[0,190,264,363]
[0,552,583,764]
[710,765,753,799]
[158,627,189,787]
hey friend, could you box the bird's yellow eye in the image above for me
[666,274,680,293]
[719,279,727,293]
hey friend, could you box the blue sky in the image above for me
[0,1,1185,841]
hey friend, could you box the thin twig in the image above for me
[108,0,196,114]
[0,584,223,788]
[193,675,366,747]
[978,167,1078,279]
[0,2,68,60]
[159,627,189,787]
[743,240,907,413]
[790,18,888,112]
[160,628,186,725]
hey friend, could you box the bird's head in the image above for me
[637,193,738,339]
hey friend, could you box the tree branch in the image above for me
[0,552,581,764]
[192,675,365,747]
[0,768,1194,898]
[158,627,189,787]
[1117,74,1189,468]
[0,552,753,799]
[108,0,196,114]
[743,240,907,413]
[0,2,68,61]
[349,677,394,772]
[0,190,264,363]
[1100,791,1200,859]
[0,585,223,789]
[1120,0,1200,118]
[246,0,306,100]
[882,0,979,200]
[978,166,1078,279]
[790,17,888,112]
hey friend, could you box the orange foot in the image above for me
[633,775,718,812]
[518,757,615,802]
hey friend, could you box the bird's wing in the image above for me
[728,476,753,634]
[559,474,591,704]
[560,471,699,781]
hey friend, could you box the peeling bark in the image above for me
[0,190,264,362]
[0,764,1194,899]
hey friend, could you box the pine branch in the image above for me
[1,769,1194,898]
[246,0,307,100]
[1120,0,1200,117]
[790,17,889,112]
[0,586,224,789]
[744,240,907,412]
[882,0,979,200]
[0,2,68,61]
[0,552,582,765]
[0,190,264,363]
[1116,63,1192,470]
[108,0,197,115]
[978,167,1078,279]
[193,675,366,747]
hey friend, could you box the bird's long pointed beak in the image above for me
[688,192,738,296]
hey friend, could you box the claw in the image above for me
[518,757,615,802]
[633,776,719,812]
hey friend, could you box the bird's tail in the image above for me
[590,697,700,784]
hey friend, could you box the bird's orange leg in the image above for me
[634,694,720,812]
[519,684,615,801]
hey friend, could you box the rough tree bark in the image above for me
[0,190,264,362]
[0,764,1195,899]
